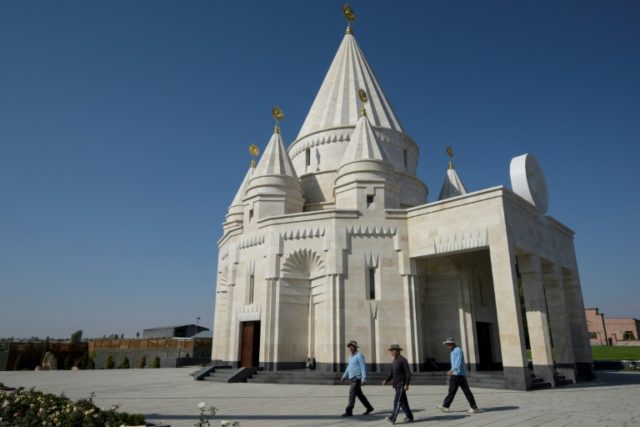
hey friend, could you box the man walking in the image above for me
[437,337,479,414]
[383,344,413,424]
[341,340,374,417]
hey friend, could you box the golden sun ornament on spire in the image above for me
[272,106,284,134]
[446,146,455,169]
[249,144,259,167]
[343,4,355,34]
[358,88,368,117]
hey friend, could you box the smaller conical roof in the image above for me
[228,163,255,209]
[438,166,468,200]
[253,129,298,179]
[339,112,390,168]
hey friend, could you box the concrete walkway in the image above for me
[1,368,639,427]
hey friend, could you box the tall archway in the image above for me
[278,249,326,368]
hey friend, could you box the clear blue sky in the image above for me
[1,1,639,339]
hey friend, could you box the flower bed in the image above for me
[0,382,147,426]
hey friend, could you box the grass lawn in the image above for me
[591,346,640,360]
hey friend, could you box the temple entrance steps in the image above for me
[198,368,508,388]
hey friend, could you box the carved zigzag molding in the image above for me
[238,234,265,250]
[281,228,325,240]
[434,230,488,254]
[348,225,397,237]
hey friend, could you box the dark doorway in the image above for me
[476,321,495,370]
[240,321,260,368]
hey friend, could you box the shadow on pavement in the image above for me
[569,371,640,389]
[479,405,519,412]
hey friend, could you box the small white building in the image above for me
[212,16,593,390]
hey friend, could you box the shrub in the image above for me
[138,356,147,369]
[105,355,115,369]
[151,356,161,368]
[0,386,146,425]
[119,357,130,369]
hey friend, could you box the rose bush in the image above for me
[0,383,146,426]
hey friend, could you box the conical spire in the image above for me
[229,162,255,209]
[296,32,402,140]
[339,112,390,168]
[253,131,298,179]
[438,152,468,200]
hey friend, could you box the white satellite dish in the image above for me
[509,153,549,214]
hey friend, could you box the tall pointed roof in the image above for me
[296,32,403,141]
[438,166,468,201]
[253,129,298,179]
[339,112,389,167]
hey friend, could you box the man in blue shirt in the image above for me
[437,337,479,414]
[341,340,374,417]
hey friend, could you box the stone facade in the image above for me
[211,19,594,390]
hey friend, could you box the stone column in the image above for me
[262,279,278,370]
[542,263,576,382]
[562,269,594,380]
[402,274,421,371]
[458,275,478,372]
[489,226,529,390]
[519,253,556,386]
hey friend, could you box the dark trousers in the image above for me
[346,379,373,414]
[443,375,477,409]
[390,385,413,422]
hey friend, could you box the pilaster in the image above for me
[542,262,576,382]
[519,253,555,386]
[489,223,529,390]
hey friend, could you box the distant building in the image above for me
[585,308,640,346]
[143,324,208,339]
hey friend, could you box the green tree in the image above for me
[70,330,83,343]
[119,356,130,369]
[151,356,160,368]
[63,355,72,370]
[105,355,115,369]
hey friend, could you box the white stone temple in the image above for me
[211,13,593,390]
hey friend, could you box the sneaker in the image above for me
[341,412,353,417]
[437,405,449,413]
[385,416,396,424]
[404,417,414,423]
[467,408,479,414]
[362,407,374,415]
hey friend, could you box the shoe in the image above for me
[341,412,353,417]
[437,405,449,412]
[385,416,396,424]
[467,408,479,414]
[362,407,374,415]
[404,417,414,423]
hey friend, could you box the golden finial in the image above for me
[249,144,259,167]
[272,106,284,134]
[446,146,454,169]
[343,4,355,34]
[358,88,368,117]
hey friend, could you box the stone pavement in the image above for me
[1,368,639,427]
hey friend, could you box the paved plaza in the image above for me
[1,368,639,427]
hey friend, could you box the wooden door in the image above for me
[240,321,260,367]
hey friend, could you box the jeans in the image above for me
[443,375,477,409]
[346,379,373,414]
